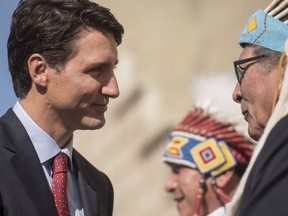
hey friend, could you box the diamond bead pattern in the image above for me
[52,152,70,216]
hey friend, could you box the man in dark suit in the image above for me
[0,0,124,215]
[225,1,288,215]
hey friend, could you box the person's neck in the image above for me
[19,98,72,148]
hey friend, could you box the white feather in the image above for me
[189,72,249,138]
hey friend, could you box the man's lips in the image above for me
[92,103,108,112]
[242,111,249,122]
[175,196,185,212]
[174,196,184,202]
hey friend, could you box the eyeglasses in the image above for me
[234,54,268,83]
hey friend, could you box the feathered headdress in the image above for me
[162,73,255,216]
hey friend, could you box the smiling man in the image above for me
[162,74,254,216]
[0,0,124,215]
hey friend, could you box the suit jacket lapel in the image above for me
[11,147,57,216]
[4,109,58,216]
[78,171,98,216]
[73,151,98,216]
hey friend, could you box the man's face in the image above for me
[232,47,279,141]
[46,29,119,131]
[165,163,215,216]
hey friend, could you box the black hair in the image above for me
[7,0,124,98]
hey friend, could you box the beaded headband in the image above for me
[163,131,237,177]
[162,107,253,177]
[240,0,288,52]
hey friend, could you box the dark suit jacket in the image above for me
[235,114,288,216]
[0,109,114,216]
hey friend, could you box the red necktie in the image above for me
[52,152,71,216]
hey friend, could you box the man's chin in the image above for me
[80,117,106,130]
[177,201,194,216]
[248,128,262,141]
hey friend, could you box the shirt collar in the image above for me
[13,101,74,169]
[207,206,225,216]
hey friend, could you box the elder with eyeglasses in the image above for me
[226,0,288,216]
[232,44,283,141]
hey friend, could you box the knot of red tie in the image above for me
[52,152,68,174]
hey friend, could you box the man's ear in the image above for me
[27,53,48,87]
[215,169,236,189]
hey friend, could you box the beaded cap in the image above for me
[240,0,288,52]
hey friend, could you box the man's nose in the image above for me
[232,82,242,103]
[165,173,178,192]
[102,75,120,99]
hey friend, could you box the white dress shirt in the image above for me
[13,101,84,216]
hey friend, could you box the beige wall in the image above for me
[74,1,270,216]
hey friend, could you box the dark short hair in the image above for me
[7,0,124,98]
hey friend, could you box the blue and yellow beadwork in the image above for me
[162,131,237,177]
[239,9,288,52]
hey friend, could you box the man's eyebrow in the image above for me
[87,59,119,70]
[102,59,119,67]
